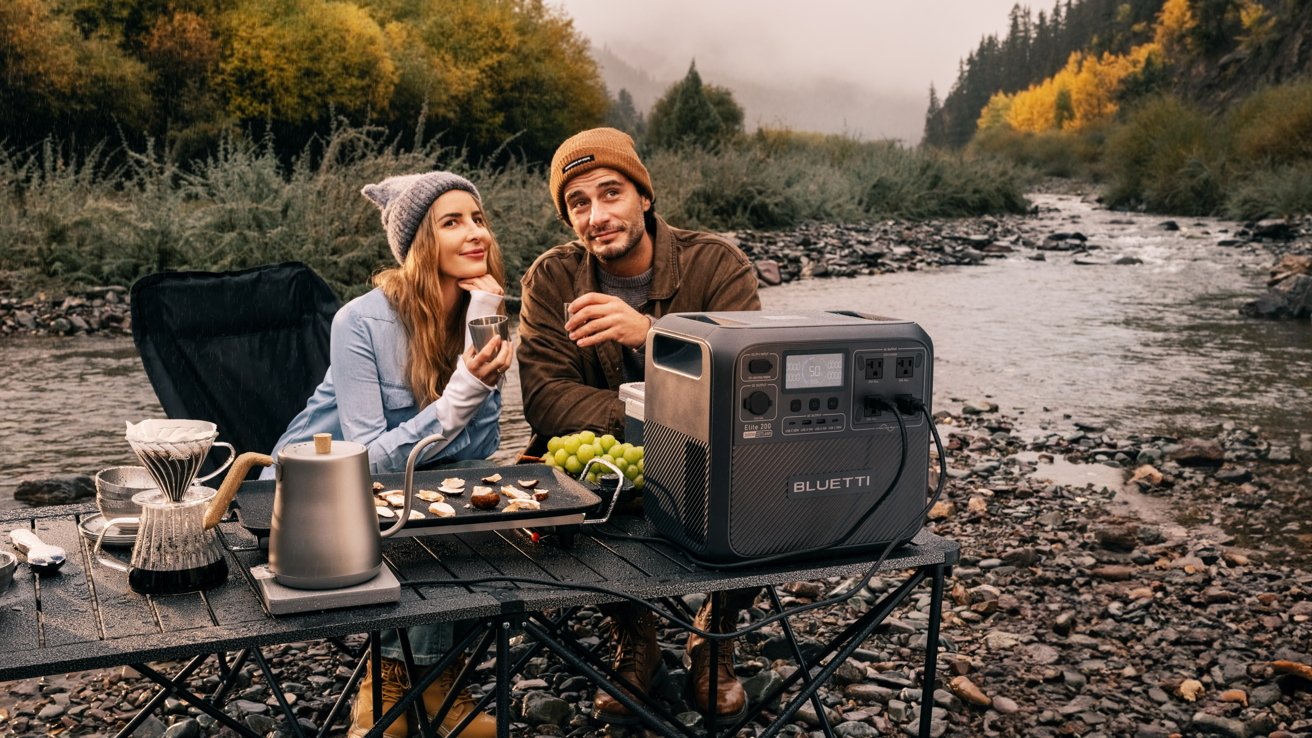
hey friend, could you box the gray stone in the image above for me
[1189,711,1246,738]
[37,703,66,719]
[13,474,95,506]
[14,310,36,329]
[231,699,268,715]
[743,669,784,706]
[845,683,894,703]
[835,720,881,737]
[161,718,201,738]
[755,260,783,286]
[243,714,276,735]
[992,695,1019,714]
[522,691,573,726]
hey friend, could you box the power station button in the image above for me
[747,358,773,374]
[744,390,773,416]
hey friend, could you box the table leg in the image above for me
[369,631,383,727]
[917,563,947,738]
[706,594,720,738]
[497,620,511,738]
[128,662,261,737]
[252,647,307,738]
[319,649,369,738]
[521,619,693,738]
[757,569,929,738]
[766,586,836,738]
[114,654,209,738]
[398,629,436,738]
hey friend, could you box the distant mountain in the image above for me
[591,45,925,143]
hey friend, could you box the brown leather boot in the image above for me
[684,595,748,721]
[592,611,663,724]
[419,657,497,738]
[348,658,410,738]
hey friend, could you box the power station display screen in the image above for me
[784,353,844,389]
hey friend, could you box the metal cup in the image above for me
[468,315,510,352]
[0,551,16,594]
[94,466,156,521]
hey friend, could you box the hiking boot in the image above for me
[419,657,497,738]
[684,595,747,721]
[592,612,663,724]
[348,658,410,738]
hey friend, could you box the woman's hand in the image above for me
[464,335,514,386]
[458,274,503,296]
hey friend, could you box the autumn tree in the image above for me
[0,0,152,141]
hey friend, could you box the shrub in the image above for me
[1224,163,1312,220]
[1104,95,1225,214]
[1225,78,1312,166]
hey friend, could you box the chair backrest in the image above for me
[130,262,341,469]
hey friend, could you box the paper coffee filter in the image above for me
[125,419,218,445]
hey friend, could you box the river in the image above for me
[2,193,1307,523]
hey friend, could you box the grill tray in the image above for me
[236,464,603,538]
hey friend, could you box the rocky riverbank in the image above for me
[3,201,1309,339]
[3,405,1309,737]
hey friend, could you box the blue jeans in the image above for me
[380,459,490,665]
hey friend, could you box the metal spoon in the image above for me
[9,529,66,574]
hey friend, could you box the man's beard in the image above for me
[589,220,644,262]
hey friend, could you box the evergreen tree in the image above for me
[604,87,644,138]
[646,61,743,149]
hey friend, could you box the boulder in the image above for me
[1242,274,1312,319]
[13,474,95,506]
[754,259,783,286]
[1167,438,1225,467]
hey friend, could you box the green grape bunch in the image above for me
[541,430,644,489]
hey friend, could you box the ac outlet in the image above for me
[863,357,884,380]
[895,356,915,378]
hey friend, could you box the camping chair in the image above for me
[129,261,340,474]
[127,262,372,736]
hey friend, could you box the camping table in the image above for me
[0,500,959,738]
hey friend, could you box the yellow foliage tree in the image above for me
[219,0,397,125]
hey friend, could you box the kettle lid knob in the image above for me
[313,433,332,455]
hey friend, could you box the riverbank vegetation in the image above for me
[928,0,1312,218]
[0,127,1030,301]
[0,0,1031,302]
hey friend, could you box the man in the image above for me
[517,127,760,724]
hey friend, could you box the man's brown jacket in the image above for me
[517,215,761,452]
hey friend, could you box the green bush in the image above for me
[1224,163,1312,220]
[1226,78,1312,166]
[1104,96,1225,214]
[0,124,1034,301]
[968,127,1087,179]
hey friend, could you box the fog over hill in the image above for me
[592,46,927,143]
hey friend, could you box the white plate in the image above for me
[79,513,137,547]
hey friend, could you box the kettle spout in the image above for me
[204,452,274,529]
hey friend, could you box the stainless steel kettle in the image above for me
[208,432,445,590]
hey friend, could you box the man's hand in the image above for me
[457,274,503,295]
[565,292,651,349]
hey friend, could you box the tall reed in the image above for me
[0,125,1032,300]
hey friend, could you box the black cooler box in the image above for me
[642,310,933,563]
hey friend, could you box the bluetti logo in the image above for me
[789,471,874,495]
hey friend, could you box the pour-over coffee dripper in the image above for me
[125,420,236,502]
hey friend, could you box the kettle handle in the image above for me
[383,433,448,539]
[204,452,274,529]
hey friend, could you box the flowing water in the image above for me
[2,194,1308,523]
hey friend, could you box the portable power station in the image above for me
[642,310,933,563]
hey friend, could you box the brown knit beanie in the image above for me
[548,127,654,223]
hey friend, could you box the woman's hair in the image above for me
[374,203,505,407]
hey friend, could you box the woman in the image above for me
[266,171,509,738]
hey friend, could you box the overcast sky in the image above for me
[551,0,1026,142]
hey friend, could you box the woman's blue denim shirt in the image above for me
[263,288,501,476]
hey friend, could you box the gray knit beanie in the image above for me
[361,171,482,264]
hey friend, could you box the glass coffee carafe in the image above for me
[96,487,229,595]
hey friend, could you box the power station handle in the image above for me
[578,457,626,526]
